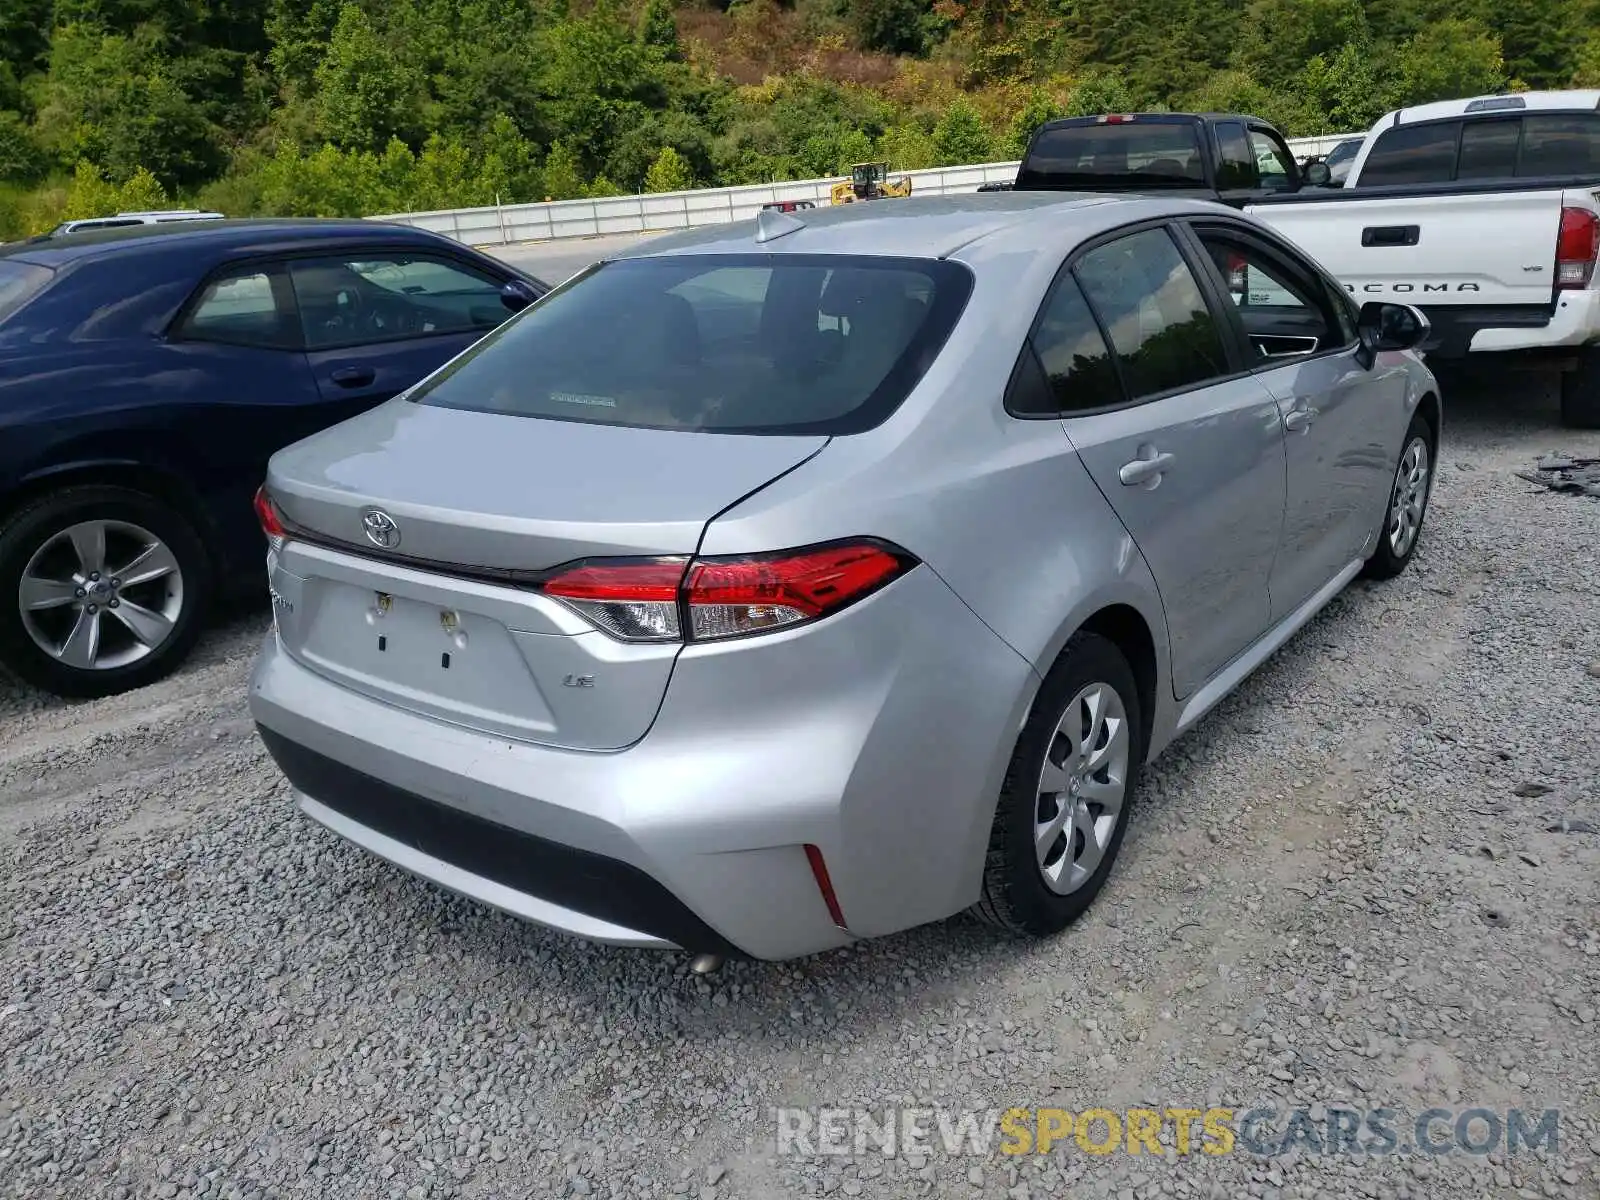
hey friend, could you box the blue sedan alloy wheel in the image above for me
[0,486,212,698]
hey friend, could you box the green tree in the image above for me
[644,144,695,191]
[116,165,169,210]
[1064,69,1135,117]
[61,158,119,218]
[542,139,588,200]
[1296,44,1393,133]
[1394,18,1506,106]
[1001,88,1062,159]
[0,109,45,181]
[848,0,930,55]
[1480,0,1575,89]
[1233,0,1370,91]
[314,4,423,151]
[932,96,991,165]
[638,0,680,58]
[30,25,222,188]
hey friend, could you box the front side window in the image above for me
[1216,123,1255,190]
[409,254,973,435]
[1360,122,1460,186]
[176,266,299,349]
[290,253,508,349]
[1194,227,1346,357]
[1248,129,1296,192]
[1073,228,1230,401]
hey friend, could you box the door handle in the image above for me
[1283,405,1318,432]
[330,366,376,388]
[1119,449,1176,487]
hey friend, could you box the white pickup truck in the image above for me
[1251,91,1600,427]
[1010,92,1600,426]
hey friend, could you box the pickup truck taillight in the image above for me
[1556,208,1599,289]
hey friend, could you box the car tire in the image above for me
[1361,410,1436,581]
[1559,348,1600,430]
[0,486,212,699]
[972,631,1144,937]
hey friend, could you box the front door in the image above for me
[1185,220,1406,620]
[288,251,518,415]
[1035,225,1288,699]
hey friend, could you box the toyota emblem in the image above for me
[361,508,401,549]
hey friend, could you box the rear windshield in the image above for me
[410,253,973,435]
[1019,122,1206,188]
[0,261,53,323]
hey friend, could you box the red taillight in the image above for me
[541,557,687,642]
[1226,251,1249,293]
[1556,207,1599,289]
[539,540,915,644]
[254,486,286,550]
[1099,114,1136,124]
[683,542,909,640]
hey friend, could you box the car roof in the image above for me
[0,217,448,267]
[1388,89,1600,126]
[611,192,1180,263]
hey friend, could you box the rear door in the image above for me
[1184,218,1406,618]
[1038,223,1287,699]
[289,249,519,414]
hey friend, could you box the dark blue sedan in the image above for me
[0,219,546,698]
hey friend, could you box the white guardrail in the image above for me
[370,133,1357,247]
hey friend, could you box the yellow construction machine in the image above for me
[829,162,912,205]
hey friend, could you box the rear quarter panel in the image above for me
[698,212,1176,745]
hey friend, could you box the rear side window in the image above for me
[410,254,973,435]
[1359,122,1460,186]
[0,261,53,323]
[177,265,300,349]
[1073,228,1230,401]
[1520,113,1600,176]
[1457,119,1520,180]
[1028,274,1121,413]
[1019,122,1206,188]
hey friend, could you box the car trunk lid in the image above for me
[264,400,827,749]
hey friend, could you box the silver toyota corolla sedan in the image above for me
[249,192,1439,963]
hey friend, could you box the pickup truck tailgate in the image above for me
[1247,189,1572,307]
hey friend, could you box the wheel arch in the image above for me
[1026,586,1173,765]
[1,459,223,573]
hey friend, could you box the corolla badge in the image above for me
[361,508,401,549]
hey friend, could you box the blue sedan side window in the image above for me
[177,265,300,350]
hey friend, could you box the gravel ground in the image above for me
[2,371,1597,1200]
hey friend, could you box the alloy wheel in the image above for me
[18,519,186,672]
[1388,436,1430,559]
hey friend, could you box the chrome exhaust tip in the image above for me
[689,953,725,976]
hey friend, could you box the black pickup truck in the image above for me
[980,112,1333,206]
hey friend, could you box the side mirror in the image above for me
[1302,161,1332,188]
[1356,301,1429,367]
[500,278,541,313]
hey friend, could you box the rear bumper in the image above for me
[248,566,1037,961]
[257,727,733,952]
[1418,290,1600,357]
